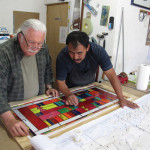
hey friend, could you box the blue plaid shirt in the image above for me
[0,37,54,114]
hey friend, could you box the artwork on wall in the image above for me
[100,6,110,26]
[146,18,150,45]
[131,0,150,10]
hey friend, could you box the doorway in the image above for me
[46,3,69,85]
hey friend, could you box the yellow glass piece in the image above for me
[30,108,40,114]
[44,120,51,126]
[88,89,93,91]
[41,103,57,110]
[58,114,68,120]
[80,99,86,102]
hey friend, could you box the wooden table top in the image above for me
[0,81,148,150]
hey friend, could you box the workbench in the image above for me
[0,81,148,150]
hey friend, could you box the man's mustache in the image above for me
[73,59,81,61]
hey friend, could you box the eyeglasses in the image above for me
[20,31,45,50]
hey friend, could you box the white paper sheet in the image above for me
[30,94,150,150]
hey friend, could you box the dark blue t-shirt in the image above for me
[56,42,112,88]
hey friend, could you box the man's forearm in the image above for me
[109,76,124,99]
[1,111,16,126]
[1,110,29,136]
[105,68,140,109]
[104,68,124,100]
[57,80,79,106]
[56,80,73,97]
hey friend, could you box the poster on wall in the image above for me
[146,18,150,45]
[100,6,110,26]
[59,26,68,44]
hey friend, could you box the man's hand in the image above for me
[56,80,78,106]
[66,94,78,106]
[5,119,29,137]
[119,99,139,109]
[1,111,29,137]
[46,88,59,97]
[104,68,140,109]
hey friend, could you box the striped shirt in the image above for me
[0,37,53,114]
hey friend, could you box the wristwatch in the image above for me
[46,85,52,90]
